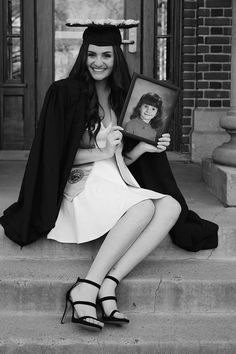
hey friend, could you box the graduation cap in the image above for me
[66,19,139,46]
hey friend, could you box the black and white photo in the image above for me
[119,73,180,145]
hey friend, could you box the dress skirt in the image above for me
[47,123,166,244]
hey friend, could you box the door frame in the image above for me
[36,0,183,150]
[0,0,36,149]
[35,0,54,121]
[1,0,182,152]
[141,0,183,151]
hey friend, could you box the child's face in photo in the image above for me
[140,104,158,122]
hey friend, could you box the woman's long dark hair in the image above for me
[130,92,163,129]
[69,43,131,142]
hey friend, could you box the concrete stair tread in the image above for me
[0,312,235,350]
[1,258,236,282]
[1,162,236,353]
[1,161,236,261]
[1,232,236,262]
[1,223,236,262]
[2,258,235,314]
[1,161,235,221]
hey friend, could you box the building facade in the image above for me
[0,0,232,159]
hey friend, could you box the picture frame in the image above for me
[118,73,180,146]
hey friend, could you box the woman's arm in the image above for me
[124,133,171,166]
[74,146,114,164]
[74,126,123,165]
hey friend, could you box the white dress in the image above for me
[47,122,166,244]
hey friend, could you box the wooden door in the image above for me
[0,0,182,151]
[123,0,142,74]
[36,0,141,121]
[1,0,161,151]
[0,0,35,149]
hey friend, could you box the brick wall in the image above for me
[181,0,232,153]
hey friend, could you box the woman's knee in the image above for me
[164,195,182,218]
[143,199,155,217]
[131,199,155,221]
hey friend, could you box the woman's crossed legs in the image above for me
[70,196,181,327]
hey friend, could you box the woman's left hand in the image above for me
[156,133,171,153]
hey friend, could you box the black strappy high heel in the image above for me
[98,275,129,325]
[61,277,103,331]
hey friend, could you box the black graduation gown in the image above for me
[127,148,218,251]
[0,78,218,250]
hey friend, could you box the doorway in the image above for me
[0,0,182,151]
[141,0,183,150]
[0,0,35,149]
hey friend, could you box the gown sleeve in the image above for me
[0,81,68,246]
[124,138,218,252]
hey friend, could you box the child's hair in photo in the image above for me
[130,92,163,129]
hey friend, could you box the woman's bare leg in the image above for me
[98,196,181,319]
[70,199,155,326]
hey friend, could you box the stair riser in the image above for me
[1,280,236,314]
[0,342,235,354]
[1,226,236,260]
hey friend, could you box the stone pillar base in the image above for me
[191,108,229,163]
[202,158,236,206]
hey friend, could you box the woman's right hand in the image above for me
[104,126,124,157]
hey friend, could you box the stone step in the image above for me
[1,223,236,260]
[0,311,235,354]
[1,160,236,260]
[0,161,229,217]
[1,258,236,313]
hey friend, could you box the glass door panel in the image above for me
[153,0,182,150]
[54,0,124,80]
[155,0,173,82]
[5,0,22,82]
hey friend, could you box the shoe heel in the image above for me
[61,277,104,331]
[61,293,71,324]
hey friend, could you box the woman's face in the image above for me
[140,104,158,122]
[87,44,114,81]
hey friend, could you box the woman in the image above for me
[125,92,163,141]
[0,21,218,331]
[50,23,181,331]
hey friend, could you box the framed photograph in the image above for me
[118,73,180,145]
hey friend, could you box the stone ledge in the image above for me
[191,108,229,163]
[0,151,191,162]
[202,158,236,206]
[0,312,236,354]
[1,258,236,313]
[0,150,29,160]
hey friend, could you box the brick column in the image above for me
[184,0,232,161]
[212,0,236,167]
[197,0,231,109]
[182,0,198,153]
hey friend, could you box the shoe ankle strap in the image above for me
[99,296,117,302]
[105,275,119,285]
[77,277,101,289]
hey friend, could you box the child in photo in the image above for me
[125,92,163,141]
